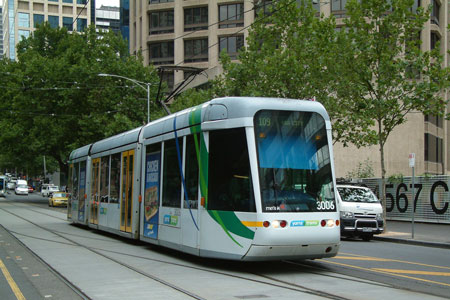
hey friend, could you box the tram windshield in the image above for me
[254,110,336,213]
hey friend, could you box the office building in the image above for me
[130,0,449,177]
[95,4,120,34]
[0,5,3,57]
[1,0,92,61]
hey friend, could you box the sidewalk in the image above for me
[374,220,450,249]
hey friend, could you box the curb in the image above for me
[373,236,450,250]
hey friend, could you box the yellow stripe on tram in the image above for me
[241,221,263,227]
[0,259,26,300]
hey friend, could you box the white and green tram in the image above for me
[67,97,340,260]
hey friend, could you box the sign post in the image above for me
[409,153,415,238]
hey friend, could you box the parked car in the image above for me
[28,185,34,193]
[48,192,68,207]
[336,183,384,241]
[41,185,59,197]
[15,184,29,195]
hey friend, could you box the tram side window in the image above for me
[100,156,110,203]
[72,162,79,201]
[208,128,255,212]
[110,153,121,204]
[162,138,182,208]
[184,134,199,209]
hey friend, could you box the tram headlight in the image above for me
[340,211,354,219]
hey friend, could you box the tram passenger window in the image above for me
[72,163,79,202]
[208,128,255,212]
[110,153,121,204]
[184,134,199,209]
[162,139,182,208]
[100,156,110,203]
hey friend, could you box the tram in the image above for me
[67,97,340,260]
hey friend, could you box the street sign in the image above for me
[409,153,415,168]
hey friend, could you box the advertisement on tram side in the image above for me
[144,152,161,238]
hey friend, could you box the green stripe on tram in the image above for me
[188,107,255,246]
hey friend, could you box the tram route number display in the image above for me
[384,180,449,215]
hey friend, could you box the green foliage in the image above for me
[346,158,375,179]
[388,173,405,184]
[0,23,160,176]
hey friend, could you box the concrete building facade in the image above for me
[0,5,3,57]
[96,4,120,34]
[1,0,91,60]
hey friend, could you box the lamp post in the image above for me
[98,73,151,123]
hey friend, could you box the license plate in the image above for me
[362,227,372,232]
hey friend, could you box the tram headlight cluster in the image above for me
[263,220,288,228]
[321,219,337,227]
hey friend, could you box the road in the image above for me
[0,192,449,299]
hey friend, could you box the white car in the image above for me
[41,185,59,197]
[15,184,29,195]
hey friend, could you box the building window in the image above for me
[48,16,59,28]
[77,0,87,4]
[18,13,30,28]
[49,0,58,2]
[18,30,30,41]
[219,35,244,60]
[219,3,244,28]
[149,41,174,65]
[77,18,87,31]
[425,133,443,163]
[149,0,174,4]
[149,10,174,35]
[425,114,443,128]
[411,0,421,13]
[63,0,73,3]
[184,38,208,63]
[33,14,45,28]
[63,17,73,31]
[184,7,208,32]
[254,0,273,18]
[431,0,439,25]
[331,0,347,18]
[431,32,440,50]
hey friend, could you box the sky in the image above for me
[96,0,120,8]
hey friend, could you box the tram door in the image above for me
[90,158,100,225]
[120,150,134,233]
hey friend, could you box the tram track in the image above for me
[0,201,357,299]
[0,201,409,300]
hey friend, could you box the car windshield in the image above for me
[337,187,379,203]
[254,110,335,213]
[53,193,67,198]
[17,184,27,189]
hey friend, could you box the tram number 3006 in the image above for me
[317,201,335,211]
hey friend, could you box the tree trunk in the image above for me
[378,121,387,232]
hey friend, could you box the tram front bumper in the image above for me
[242,243,340,261]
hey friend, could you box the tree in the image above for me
[0,23,161,177]
[213,0,358,142]
[335,0,450,222]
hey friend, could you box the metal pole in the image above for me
[411,166,415,239]
[147,83,150,123]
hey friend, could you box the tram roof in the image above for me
[90,126,143,155]
[69,144,92,161]
[142,97,330,139]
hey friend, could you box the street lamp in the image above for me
[98,73,151,123]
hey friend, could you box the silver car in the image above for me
[15,184,29,195]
